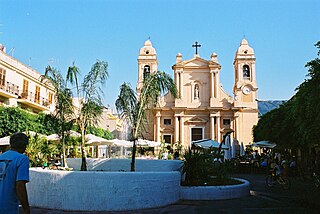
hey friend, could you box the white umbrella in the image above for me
[252,141,276,148]
[47,130,80,141]
[107,139,132,147]
[0,131,45,146]
[0,136,10,146]
[224,135,231,160]
[85,134,112,146]
[136,139,161,147]
[240,142,245,156]
[192,139,228,149]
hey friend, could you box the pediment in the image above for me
[161,127,174,132]
[183,57,209,67]
[186,116,208,123]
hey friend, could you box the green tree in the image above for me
[253,41,320,151]
[115,71,177,171]
[66,60,109,171]
[41,66,74,167]
[0,106,45,137]
[86,126,113,139]
[292,41,320,148]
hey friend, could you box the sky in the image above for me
[0,0,319,108]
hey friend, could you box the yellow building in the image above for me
[137,39,258,148]
[0,44,55,113]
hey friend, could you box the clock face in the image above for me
[242,86,251,95]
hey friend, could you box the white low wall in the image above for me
[66,158,183,172]
[27,168,181,211]
[180,178,250,200]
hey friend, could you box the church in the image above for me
[136,39,258,149]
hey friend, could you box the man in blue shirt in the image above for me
[0,132,30,214]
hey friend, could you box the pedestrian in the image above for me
[0,132,30,214]
[173,150,179,160]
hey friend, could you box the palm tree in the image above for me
[41,66,74,167]
[116,71,178,171]
[66,60,108,171]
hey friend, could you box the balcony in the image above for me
[0,81,19,98]
[18,90,51,111]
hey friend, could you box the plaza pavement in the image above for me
[21,173,320,214]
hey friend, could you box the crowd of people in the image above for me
[238,148,320,178]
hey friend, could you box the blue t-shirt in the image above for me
[0,150,30,214]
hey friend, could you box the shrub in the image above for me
[182,147,235,186]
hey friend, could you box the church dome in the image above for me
[144,39,152,46]
[236,38,254,55]
[139,39,157,56]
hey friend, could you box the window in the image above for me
[223,119,231,126]
[194,84,200,99]
[0,68,6,88]
[22,80,29,98]
[163,135,172,144]
[191,128,203,141]
[35,86,40,104]
[143,65,150,79]
[164,119,171,125]
[48,92,53,104]
[243,65,250,79]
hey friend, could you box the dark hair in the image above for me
[10,132,29,149]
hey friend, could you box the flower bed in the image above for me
[180,178,250,200]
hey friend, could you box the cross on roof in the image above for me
[192,41,201,55]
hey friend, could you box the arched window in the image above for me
[243,65,250,79]
[194,84,200,99]
[143,65,150,79]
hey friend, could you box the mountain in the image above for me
[258,100,286,116]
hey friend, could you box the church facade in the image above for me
[137,39,258,149]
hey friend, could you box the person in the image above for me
[162,151,168,160]
[273,160,282,181]
[173,150,179,160]
[0,132,30,214]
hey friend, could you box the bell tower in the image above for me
[137,39,158,95]
[233,38,258,107]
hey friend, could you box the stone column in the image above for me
[180,116,184,145]
[174,115,179,143]
[217,114,221,142]
[215,70,219,98]
[235,112,239,140]
[156,111,161,142]
[176,72,180,95]
[251,63,256,82]
[180,72,183,98]
[210,114,215,140]
[210,71,214,98]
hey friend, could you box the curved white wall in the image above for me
[27,168,181,211]
[180,178,250,200]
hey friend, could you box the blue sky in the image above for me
[0,0,319,108]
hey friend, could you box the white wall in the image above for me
[27,168,181,211]
[66,158,183,172]
[180,178,250,200]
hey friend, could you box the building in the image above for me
[137,39,258,148]
[97,106,129,140]
[0,43,55,113]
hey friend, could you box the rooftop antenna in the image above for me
[28,57,37,67]
[8,47,14,57]
[48,57,56,65]
[48,57,59,66]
